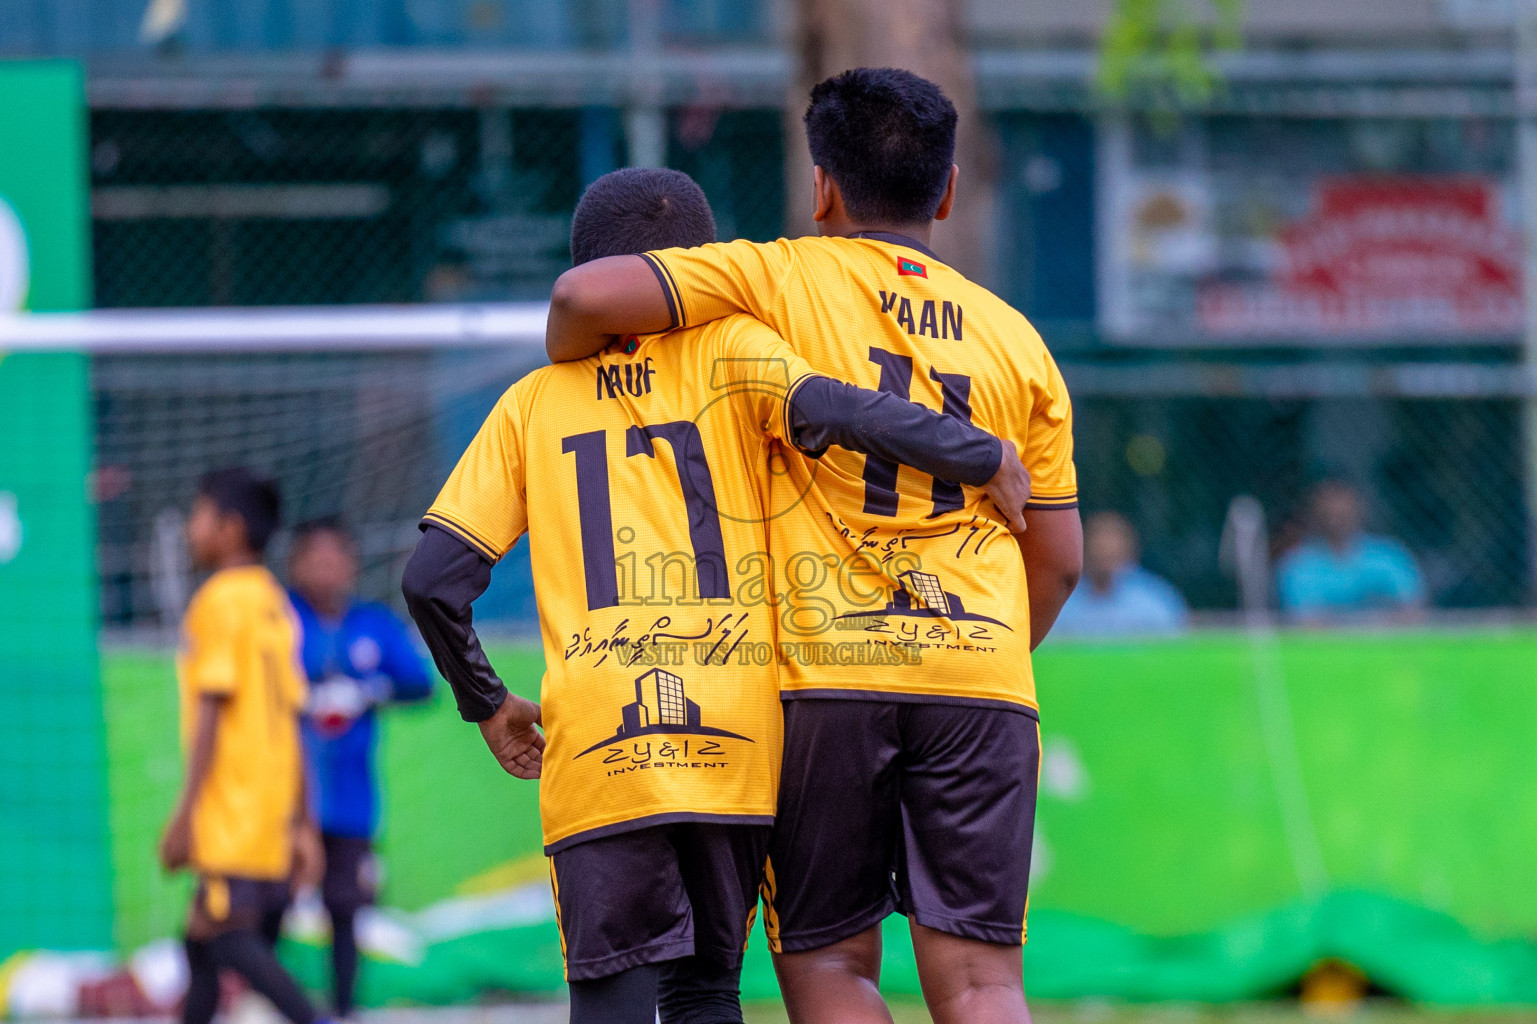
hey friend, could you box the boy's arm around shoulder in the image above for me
[718,316,1033,533]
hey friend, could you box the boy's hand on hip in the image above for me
[479,694,545,779]
[985,438,1033,534]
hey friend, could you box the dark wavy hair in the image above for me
[804,67,958,226]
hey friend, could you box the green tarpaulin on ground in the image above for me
[276,891,1537,1007]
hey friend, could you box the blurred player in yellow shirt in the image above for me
[403,168,1029,1024]
[159,469,328,1024]
[544,68,1083,1024]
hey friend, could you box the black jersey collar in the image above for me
[848,230,942,265]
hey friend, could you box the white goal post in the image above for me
[0,302,550,353]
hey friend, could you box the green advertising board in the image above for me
[0,62,109,956]
[99,631,1537,1002]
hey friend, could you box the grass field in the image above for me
[741,1003,1534,1024]
[276,996,1537,1020]
[353,1001,1537,1024]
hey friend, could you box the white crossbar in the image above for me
[0,303,550,353]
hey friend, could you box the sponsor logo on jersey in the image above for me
[576,667,751,759]
[835,568,1011,632]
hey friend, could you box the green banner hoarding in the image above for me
[0,61,109,956]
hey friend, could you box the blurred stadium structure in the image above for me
[3,0,1537,622]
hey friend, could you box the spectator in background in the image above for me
[288,519,433,1019]
[1277,480,1425,622]
[1054,512,1188,636]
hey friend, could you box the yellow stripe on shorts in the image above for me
[203,877,231,923]
[1023,718,1042,945]
[759,856,781,954]
[547,859,568,980]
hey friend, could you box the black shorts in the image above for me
[321,833,379,914]
[194,874,291,930]
[763,698,1041,952]
[549,822,771,982]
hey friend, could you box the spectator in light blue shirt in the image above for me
[1277,480,1424,621]
[1055,512,1188,637]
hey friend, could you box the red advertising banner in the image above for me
[1197,177,1523,339]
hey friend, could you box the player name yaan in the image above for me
[878,290,963,340]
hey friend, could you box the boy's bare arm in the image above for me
[159,694,224,871]
[289,719,325,888]
[1018,507,1083,651]
[546,256,675,362]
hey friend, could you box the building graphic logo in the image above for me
[576,667,752,758]
[836,568,1012,630]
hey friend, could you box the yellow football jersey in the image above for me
[643,235,1078,711]
[426,315,822,852]
[177,565,307,880]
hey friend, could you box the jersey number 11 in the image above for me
[562,421,729,611]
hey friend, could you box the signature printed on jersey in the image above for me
[828,513,1005,563]
[565,612,750,668]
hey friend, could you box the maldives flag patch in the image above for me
[897,256,927,278]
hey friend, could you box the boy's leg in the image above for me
[895,706,1040,1024]
[327,904,359,1017]
[568,965,661,1024]
[190,877,320,1024]
[182,877,230,1024]
[763,699,902,1024]
[321,834,377,1017]
[550,826,695,1024]
[207,930,318,1024]
[656,823,771,1024]
[181,934,221,1024]
[257,891,288,949]
[771,929,890,1024]
[909,925,1029,1024]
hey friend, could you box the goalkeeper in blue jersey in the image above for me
[287,518,433,1017]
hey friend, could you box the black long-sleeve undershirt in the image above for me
[402,373,1006,722]
[786,375,1001,486]
[401,526,507,723]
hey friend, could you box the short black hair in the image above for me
[292,516,351,550]
[804,67,957,226]
[570,167,717,266]
[197,467,281,555]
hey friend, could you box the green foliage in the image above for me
[1098,0,1244,108]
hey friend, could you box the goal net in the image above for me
[0,305,550,971]
[27,304,551,634]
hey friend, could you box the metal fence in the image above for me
[90,106,784,307]
[79,104,1537,625]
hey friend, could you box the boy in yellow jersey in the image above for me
[402,168,1030,1024]
[158,468,327,1024]
[544,69,1084,1024]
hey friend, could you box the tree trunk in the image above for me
[784,0,996,285]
